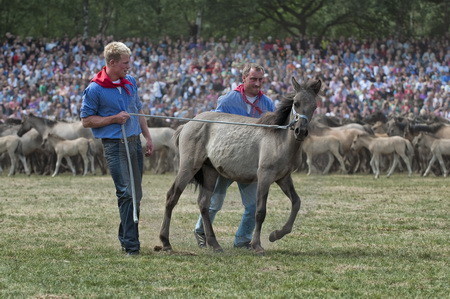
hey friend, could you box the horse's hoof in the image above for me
[269,231,278,242]
[213,247,224,253]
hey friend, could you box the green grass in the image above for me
[1,173,448,298]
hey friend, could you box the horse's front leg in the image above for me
[251,176,272,255]
[269,174,300,243]
[160,167,197,251]
[52,155,63,177]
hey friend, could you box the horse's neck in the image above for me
[359,135,373,147]
[31,118,52,136]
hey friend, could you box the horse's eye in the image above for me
[294,102,300,108]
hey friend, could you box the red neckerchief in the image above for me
[91,66,132,95]
[234,84,263,115]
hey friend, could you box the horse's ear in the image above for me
[310,79,321,95]
[291,77,301,92]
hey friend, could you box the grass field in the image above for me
[1,172,448,298]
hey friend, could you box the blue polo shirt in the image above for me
[80,75,142,139]
[215,90,275,117]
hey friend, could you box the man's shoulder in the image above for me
[218,90,240,101]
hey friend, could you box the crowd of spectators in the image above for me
[1,32,449,124]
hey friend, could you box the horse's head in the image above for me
[290,77,320,141]
[17,115,32,137]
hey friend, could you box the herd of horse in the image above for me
[1,77,449,253]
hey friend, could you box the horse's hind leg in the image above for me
[268,175,300,245]
[387,154,399,177]
[65,156,76,176]
[197,164,222,252]
[323,152,335,175]
[435,152,448,177]
[18,154,30,175]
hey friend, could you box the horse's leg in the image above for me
[65,156,76,176]
[435,152,447,177]
[81,152,89,176]
[89,153,95,175]
[399,152,412,177]
[306,152,313,175]
[369,155,378,178]
[423,155,436,177]
[250,174,273,255]
[196,165,222,252]
[268,174,300,244]
[323,152,334,175]
[52,155,62,177]
[155,149,167,174]
[334,150,347,174]
[7,151,17,176]
[387,153,399,177]
[18,154,30,175]
[160,166,199,251]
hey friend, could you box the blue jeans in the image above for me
[103,137,143,252]
[194,175,257,246]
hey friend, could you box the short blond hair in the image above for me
[104,42,131,66]
[242,63,265,77]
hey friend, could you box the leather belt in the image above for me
[102,135,140,143]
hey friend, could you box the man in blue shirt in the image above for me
[194,63,275,249]
[80,41,153,256]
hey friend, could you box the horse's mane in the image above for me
[47,133,65,141]
[29,113,57,127]
[257,95,294,126]
[4,118,22,125]
[410,122,445,134]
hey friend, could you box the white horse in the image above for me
[17,114,106,174]
[414,133,450,177]
[0,135,30,176]
[43,134,95,177]
[351,133,413,179]
[302,134,347,175]
[141,127,179,174]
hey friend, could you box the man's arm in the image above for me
[139,110,153,156]
[82,111,130,128]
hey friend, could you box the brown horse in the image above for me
[159,78,320,254]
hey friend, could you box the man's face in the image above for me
[243,68,264,97]
[109,54,130,79]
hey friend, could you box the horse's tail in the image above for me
[87,138,95,157]
[173,125,184,148]
[338,139,344,157]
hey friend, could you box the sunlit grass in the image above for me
[1,172,448,297]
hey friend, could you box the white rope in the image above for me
[128,112,291,130]
[121,124,139,223]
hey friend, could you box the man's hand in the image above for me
[144,137,153,157]
[116,111,130,124]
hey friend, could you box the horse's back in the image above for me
[177,112,267,181]
[54,121,93,139]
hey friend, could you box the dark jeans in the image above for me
[102,137,143,252]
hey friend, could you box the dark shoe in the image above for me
[125,250,140,256]
[194,231,207,248]
[234,242,252,250]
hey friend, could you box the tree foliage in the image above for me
[0,0,447,40]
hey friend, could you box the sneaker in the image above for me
[194,231,207,248]
[125,250,140,256]
[234,242,252,250]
